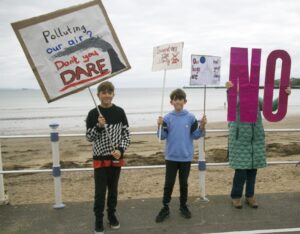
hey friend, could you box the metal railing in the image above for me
[1,128,300,174]
[2,128,300,139]
[0,128,300,205]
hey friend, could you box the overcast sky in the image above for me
[1,0,300,89]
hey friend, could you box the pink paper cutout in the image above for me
[263,50,291,122]
[227,47,261,122]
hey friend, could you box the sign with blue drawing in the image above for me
[190,55,221,85]
[11,0,130,102]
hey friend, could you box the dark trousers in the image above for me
[94,167,121,220]
[162,160,191,207]
[231,169,257,199]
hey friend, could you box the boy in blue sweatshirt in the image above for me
[155,88,207,223]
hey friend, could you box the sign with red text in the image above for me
[152,42,184,71]
[12,0,130,102]
[190,55,221,85]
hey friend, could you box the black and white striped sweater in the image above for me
[86,104,130,160]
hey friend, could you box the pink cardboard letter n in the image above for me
[227,47,261,122]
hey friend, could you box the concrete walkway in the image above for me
[0,192,299,234]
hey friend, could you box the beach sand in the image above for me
[1,115,300,205]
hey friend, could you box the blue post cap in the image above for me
[198,161,206,171]
[49,123,59,129]
[52,166,61,177]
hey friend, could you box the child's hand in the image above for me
[98,115,106,128]
[285,87,291,95]
[111,150,121,159]
[199,115,207,129]
[157,116,163,126]
[225,81,234,89]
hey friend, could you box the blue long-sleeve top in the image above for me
[158,109,204,162]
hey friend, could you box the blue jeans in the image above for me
[231,169,257,199]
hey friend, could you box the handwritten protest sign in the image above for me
[12,0,130,102]
[190,55,221,85]
[152,42,183,71]
[152,42,184,142]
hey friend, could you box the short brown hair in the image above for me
[170,88,186,101]
[97,81,115,94]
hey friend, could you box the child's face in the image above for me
[170,98,186,112]
[98,90,114,107]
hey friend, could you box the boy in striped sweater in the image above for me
[86,81,130,234]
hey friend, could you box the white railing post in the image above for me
[0,143,9,205]
[198,137,209,202]
[50,124,65,209]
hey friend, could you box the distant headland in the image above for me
[183,78,300,89]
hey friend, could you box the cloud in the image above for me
[1,0,300,89]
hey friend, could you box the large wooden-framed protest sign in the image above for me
[152,42,184,71]
[190,55,221,85]
[11,0,130,103]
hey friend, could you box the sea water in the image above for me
[0,88,299,135]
